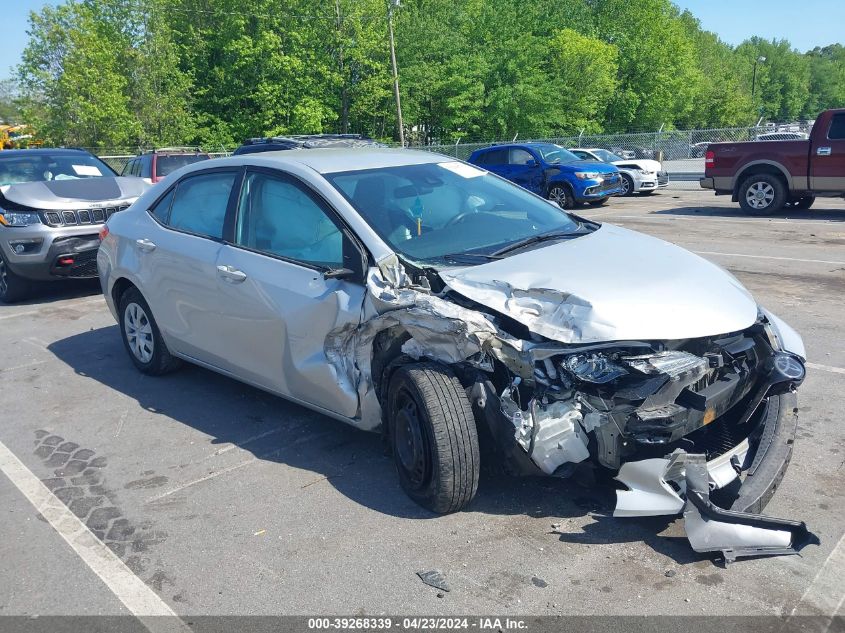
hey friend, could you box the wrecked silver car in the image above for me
[97,148,816,560]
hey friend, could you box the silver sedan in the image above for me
[97,148,815,560]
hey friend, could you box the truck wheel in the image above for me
[789,196,815,210]
[620,174,635,196]
[547,184,574,210]
[0,254,32,304]
[387,362,480,514]
[738,174,787,215]
[118,286,182,376]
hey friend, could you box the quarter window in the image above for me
[165,172,236,239]
[236,172,343,269]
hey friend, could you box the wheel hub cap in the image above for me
[124,302,154,363]
[747,182,775,209]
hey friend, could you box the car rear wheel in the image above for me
[118,286,182,376]
[387,362,479,514]
[0,254,32,304]
[620,174,635,196]
[547,184,574,210]
[738,174,787,215]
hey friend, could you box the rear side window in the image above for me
[474,149,506,166]
[163,172,236,239]
[828,114,845,140]
[121,159,133,176]
[149,188,175,224]
[155,155,210,178]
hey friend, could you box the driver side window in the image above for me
[235,171,344,269]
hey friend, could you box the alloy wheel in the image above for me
[0,258,7,297]
[746,182,775,210]
[621,176,631,195]
[124,302,154,363]
[548,186,567,208]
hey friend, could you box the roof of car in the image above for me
[220,147,448,174]
[0,148,95,157]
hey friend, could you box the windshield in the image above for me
[325,161,583,265]
[591,149,623,162]
[156,154,210,177]
[532,144,580,164]
[0,153,116,186]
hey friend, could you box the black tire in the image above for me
[118,286,181,376]
[738,173,787,215]
[790,196,815,210]
[0,253,32,303]
[588,198,608,207]
[547,183,574,210]
[619,174,635,197]
[387,362,480,513]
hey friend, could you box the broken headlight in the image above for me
[563,353,627,384]
[623,351,708,379]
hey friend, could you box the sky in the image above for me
[2,0,844,82]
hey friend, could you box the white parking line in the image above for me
[594,213,844,227]
[0,440,189,631]
[788,532,845,621]
[806,362,845,376]
[693,251,845,266]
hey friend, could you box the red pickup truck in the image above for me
[700,108,845,214]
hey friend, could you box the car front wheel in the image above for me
[620,174,634,196]
[118,286,182,375]
[0,254,32,304]
[547,184,574,210]
[387,362,480,513]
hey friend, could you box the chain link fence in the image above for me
[93,122,812,180]
[408,123,813,180]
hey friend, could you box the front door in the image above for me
[810,112,845,190]
[508,147,543,194]
[212,169,367,418]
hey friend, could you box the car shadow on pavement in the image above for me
[3,278,101,307]
[651,206,845,222]
[48,325,712,565]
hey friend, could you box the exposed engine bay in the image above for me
[325,256,817,561]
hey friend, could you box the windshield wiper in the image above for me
[441,252,503,264]
[492,229,583,257]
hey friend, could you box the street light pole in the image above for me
[387,0,405,146]
[752,55,766,101]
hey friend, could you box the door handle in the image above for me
[216,265,247,283]
[817,146,832,156]
[135,238,156,252]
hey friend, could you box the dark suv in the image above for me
[121,149,210,184]
[232,134,383,155]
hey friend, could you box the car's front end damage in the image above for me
[324,223,817,560]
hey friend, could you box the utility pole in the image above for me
[752,55,766,101]
[387,0,404,146]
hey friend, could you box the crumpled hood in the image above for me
[439,224,758,344]
[613,158,663,173]
[0,177,148,209]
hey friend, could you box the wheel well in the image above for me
[547,180,573,195]
[734,165,789,199]
[110,277,137,308]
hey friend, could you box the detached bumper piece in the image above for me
[683,455,818,563]
[615,388,818,562]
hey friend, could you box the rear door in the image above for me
[508,147,544,194]
[474,148,508,178]
[811,112,845,191]
[211,168,367,418]
[134,168,241,366]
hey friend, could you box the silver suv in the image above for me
[98,149,815,560]
[0,148,148,302]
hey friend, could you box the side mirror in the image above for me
[525,159,537,168]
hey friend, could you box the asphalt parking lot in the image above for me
[1,183,843,619]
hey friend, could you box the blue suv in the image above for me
[468,143,622,209]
